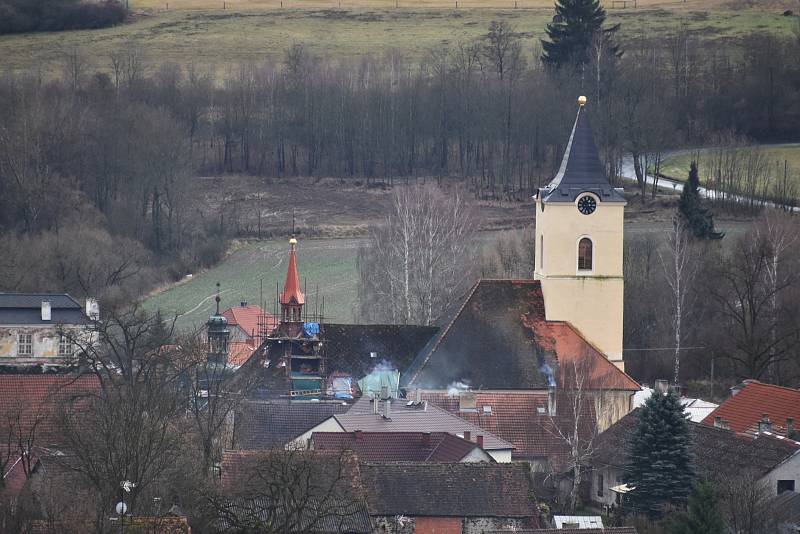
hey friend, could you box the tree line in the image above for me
[0,0,126,34]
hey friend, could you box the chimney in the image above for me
[787,418,795,438]
[85,298,99,321]
[758,413,772,434]
[422,432,431,447]
[464,431,471,442]
[476,435,484,448]
[548,385,557,416]
[380,385,389,400]
[41,300,51,321]
[415,388,422,403]
[383,399,391,419]
[241,300,248,307]
[459,392,476,411]
[714,416,723,428]
[372,396,379,415]
[655,379,669,395]
[354,430,363,440]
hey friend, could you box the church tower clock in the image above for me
[534,96,626,369]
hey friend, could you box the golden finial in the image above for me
[289,237,298,249]
[578,95,587,107]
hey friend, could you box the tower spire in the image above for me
[280,235,305,323]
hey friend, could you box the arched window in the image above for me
[578,237,593,271]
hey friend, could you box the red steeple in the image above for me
[280,237,305,322]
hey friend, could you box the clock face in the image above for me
[577,195,597,215]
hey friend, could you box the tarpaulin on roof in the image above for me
[327,374,354,399]
[303,322,320,337]
[358,369,400,398]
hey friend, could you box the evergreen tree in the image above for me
[667,482,726,534]
[678,162,724,240]
[625,389,695,518]
[541,0,620,68]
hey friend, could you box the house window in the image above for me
[578,237,593,271]
[58,335,73,357]
[778,479,795,493]
[597,473,604,497]
[18,333,32,356]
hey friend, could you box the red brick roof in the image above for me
[422,391,594,472]
[0,374,100,446]
[311,431,485,462]
[702,380,800,436]
[228,340,257,367]
[222,305,276,339]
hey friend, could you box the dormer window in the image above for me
[578,237,593,272]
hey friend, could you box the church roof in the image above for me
[539,101,626,204]
[402,279,638,391]
[279,239,305,306]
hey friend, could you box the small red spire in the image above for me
[280,238,305,306]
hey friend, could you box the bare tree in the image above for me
[718,471,779,534]
[206,449,367,534]
[658,217,698,385]
[358,184,478,325]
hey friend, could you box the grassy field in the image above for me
[142,214,754,331]
[0,0,796,75]
[143,237,363,331]
[658,143,800,184]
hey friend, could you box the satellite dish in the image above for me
[115,502,128,515]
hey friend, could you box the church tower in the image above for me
[279,237,305,324]
[534,96,626,369]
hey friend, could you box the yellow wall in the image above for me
[534,194,625,369]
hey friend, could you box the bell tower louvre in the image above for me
[534,96,626,370]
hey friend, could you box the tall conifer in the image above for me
[541,0,619,68]
[625,389,695,518]
[678,162,723,239]
[667,482,726,534]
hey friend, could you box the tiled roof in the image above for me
[494,529,637,534]
[770,490,800,524]
[311,431,485,462]
[404,280,638,391]
[233,399,351,449]
[228,340,257,367]
[0,293,89,325]
[0,374,100,446]
[223,304,276,339]
[702,380,800,437]
[422,391,595,471]
[360,462,537,519]
[594,409,800,481]
[324,324,438,380]
[31,517,191,534]
[333,396,513,452]
[218,448,372,533]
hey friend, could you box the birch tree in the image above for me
[659,217,698,385]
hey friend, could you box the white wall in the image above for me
[488,449,513,463]
[761,451,800,496]
[290,417,345,450]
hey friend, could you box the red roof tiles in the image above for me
[311,431,486,462]
[223,305,276,339]
[702,380,800,437]
[0,374,100,446]
[422,391,594,472]
[228,340,257,367]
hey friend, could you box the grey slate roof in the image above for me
[0,293,89,326]
[333,396,513,452]
[771,491,800,524]
[233,399,351,449]
[359,462,537,518]
[539,105,626,204]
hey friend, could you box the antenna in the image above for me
[291,208,296,237]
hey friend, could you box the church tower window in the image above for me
[578,237,593,271]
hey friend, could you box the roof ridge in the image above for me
[741,380,800,395]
